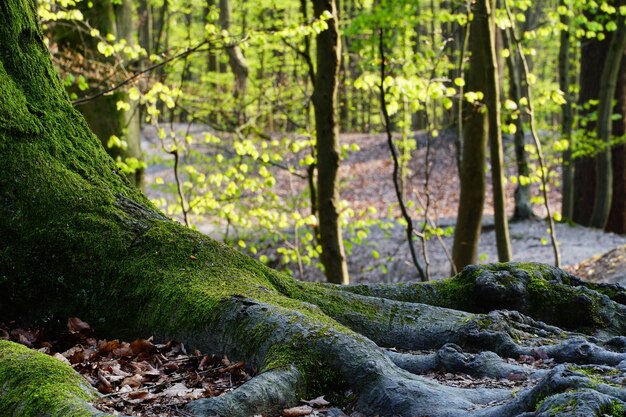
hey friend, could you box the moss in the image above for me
[0,340,106,417]
[262,342,349,405]
[567,365,622,388]
[603,400,625,417]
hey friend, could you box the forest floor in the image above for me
[142,126,626,285]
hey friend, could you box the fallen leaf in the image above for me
[282,405,313,416]
[130,338,156,355]
[163,382,192,397]
[121,374,144,388]
[68,317,91,334]
[302,396,330,407]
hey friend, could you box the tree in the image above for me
[218,0,249,103]
[6,2,626,416]
[589,10,626,229]
[452,0,511,270]
[574,4,626,232]
[311,0,349,285]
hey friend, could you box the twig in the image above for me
[72,34,249,106]
[379,28,427,282]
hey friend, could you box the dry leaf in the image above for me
[67,317,91,333]
[282,405,313,416]
[121,374,144,388]
[130,338,156,355]
[302,396,330,407]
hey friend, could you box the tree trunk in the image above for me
[607,50,626,234]
[219,0,249,102]
[5,2,626,416]
[483,0,511,262]
[559,3,574,221]
[311,0,349,285]
[452,0,491,270]
[503,26,532,222]
[573,31,605,225]
[589,13,626,229]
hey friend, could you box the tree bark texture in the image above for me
[589,13,626,229]
[4,2,626,416]
[559,4,575,221]
[219,0,249,101]
[482,0,512,262]
[452,0,491,271]
[311,0,349,285]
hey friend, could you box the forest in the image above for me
[2,0,626,416]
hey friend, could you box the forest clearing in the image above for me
[4,0,626,416]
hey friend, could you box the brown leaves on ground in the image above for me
[0,318,252,416]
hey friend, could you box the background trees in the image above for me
[37,0,626,282]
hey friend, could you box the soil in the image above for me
[142,126,626,284]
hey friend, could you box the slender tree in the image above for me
[559,3,575,221]
[589,12,626,229]
[503,27,533,221]
[483,0,511,262]
[311,0,349,284]
[219,0,249,102]
[452,0,512,270]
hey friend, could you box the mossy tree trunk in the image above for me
[53,0,145,190]
[4,2,626,416]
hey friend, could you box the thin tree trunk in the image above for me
[607,50,626,234]
[589,15,626,229]
[219,0,249,103]
[503,28,533,221]
[311,0,349,284]
[559,5,574,220]
[452,0,490,271]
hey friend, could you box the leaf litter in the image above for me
[0,318,348,417]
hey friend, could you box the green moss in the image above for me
[604,400,625,417]
[262,342,349,405]
[0,340,105,417]
[567,365,622,388]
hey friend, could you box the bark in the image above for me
[219,0,249,101]
[589,13,626,229]
[482,0,512,262]
[573,31,605,225]
[559,5,574,221]
[311,0,349,285]
[503,27,532,221]
[452,0,490,270]
[4,2,626,416]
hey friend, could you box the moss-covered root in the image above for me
[294,284,561,356]
[0,340,111,417]
[183,296,513,417]
[386,343,548,380]
[343,262,626,337]
[186,366,302,417]
[475,364,626,417]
